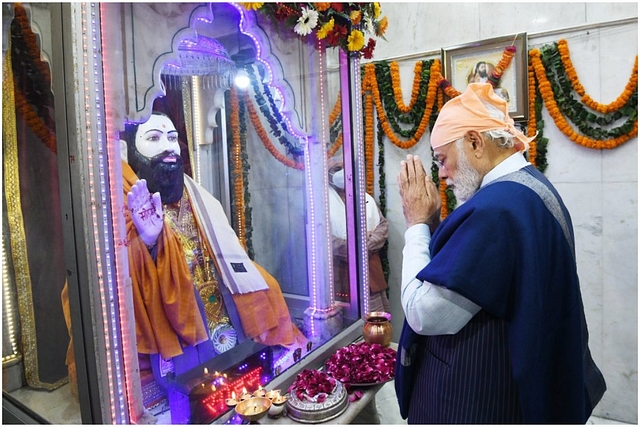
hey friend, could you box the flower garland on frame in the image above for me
[373,60,432,138]
[529,45,638,149]
[390,61,424,114]
[538,42,637,139]
[364,91,375,195]
[558,39,638,114]
[362,59,440,149]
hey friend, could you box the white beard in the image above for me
[447,147,482,203]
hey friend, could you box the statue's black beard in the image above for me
[478,69,488,78]
[129,149,184,204]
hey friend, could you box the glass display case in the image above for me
[3,3,377,424]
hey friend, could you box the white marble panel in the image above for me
[597,182,638,424]
[554,182,604,360]
[479,3,588,39]
[586,3,639,23]
[602,135,638,183]
[541,109,604,183]
[598,24,638,103]
[373,3,480,60]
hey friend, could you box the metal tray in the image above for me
[285,380,348,424]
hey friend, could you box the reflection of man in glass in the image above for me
[120,112,304,387]
[328,158,391,313]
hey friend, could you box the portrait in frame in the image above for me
[442,33,528,121]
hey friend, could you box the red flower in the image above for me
[326,24,347,46]
[330,3,344,12]
[362,38,376,59]
[325,342,396,386]
[274,3,297,21]
[287,369,337,403]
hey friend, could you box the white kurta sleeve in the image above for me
[401,224,481,335]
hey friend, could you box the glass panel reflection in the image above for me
[3,3,81,423]
[114,4,361,423]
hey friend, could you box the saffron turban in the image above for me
[431,82,533,152]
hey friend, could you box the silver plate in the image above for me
[285,380,349,424]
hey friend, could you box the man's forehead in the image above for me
[434,141,454,157]
[137,114,177,134]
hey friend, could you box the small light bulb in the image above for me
[234,70,250,89]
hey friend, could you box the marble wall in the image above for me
[368,2,638,424]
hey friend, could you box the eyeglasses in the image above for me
[433,139,457,170]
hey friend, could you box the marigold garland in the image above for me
[390,61,423,114]
[558,39,638,114]
[13,4,52,87]
[13,87,56,153]
[487,45,517,88]
[243,91,305,170]
[362,59,440,149]
[530,48,638,149]
[526,62,538,167]
[364,92,375,194]
[228,86,246,247]
[327,133,343,158]
[439,178,449,218]
[329,93,342,124]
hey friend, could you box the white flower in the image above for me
[294,7,319,36]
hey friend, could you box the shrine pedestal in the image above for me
[303,306,343,343]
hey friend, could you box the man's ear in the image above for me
[465,130,485,158]
[120,139,128,163]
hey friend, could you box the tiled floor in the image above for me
[373,381,631,425]
[7,381,633,425]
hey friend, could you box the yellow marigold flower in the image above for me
[373,2,381,19]
[314,2,331,12]
[240,2,264,11]
[316,18,334,40]
[347,29,365,51]
[376,16,388,37]
[350,10,362,26]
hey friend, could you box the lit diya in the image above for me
[240,387,253,401]
[268,392,288,418]
[235,397,271,423]
[265,389,281,400]
[225,391,239,407]
[253,385,266,398]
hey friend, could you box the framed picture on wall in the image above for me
[442,32,528,121]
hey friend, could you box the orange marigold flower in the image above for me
[350,10,362,25]
[376,16,388,37]
[314,2,331,12]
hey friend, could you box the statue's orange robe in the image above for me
[123,162,302,359]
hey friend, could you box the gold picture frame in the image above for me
[442,32,528,121]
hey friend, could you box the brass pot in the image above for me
[363,312,392,347]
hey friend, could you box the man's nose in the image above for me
[160,137,178,152]
[438,167,448,180]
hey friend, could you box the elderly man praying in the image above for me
[394,82,606,424]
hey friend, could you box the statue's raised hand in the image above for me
[127,179,163,247]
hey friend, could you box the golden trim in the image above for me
[3,36,67,391]
[182,77,196,176]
